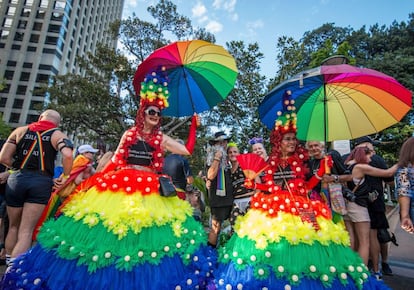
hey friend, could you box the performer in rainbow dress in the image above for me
[1,67,215,290]
[214,90,389,289]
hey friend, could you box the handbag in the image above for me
[159,175,177,197]
[377,228,398,246]
[328,183,347,215]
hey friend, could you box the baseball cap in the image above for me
[78,144,99,154]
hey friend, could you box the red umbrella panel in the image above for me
[259,64,412,141]
[134,40,238,117]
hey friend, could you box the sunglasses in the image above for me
[145,109,161,117]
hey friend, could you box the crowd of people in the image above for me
[0,66,412,289]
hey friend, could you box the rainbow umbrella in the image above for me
[133,40,238,117]
[259,64,412,141]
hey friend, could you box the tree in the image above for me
[43,43,135,149]
[271,16,414,163]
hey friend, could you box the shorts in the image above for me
[210,206,232,222]
[5,171,54,207]
[369,211,389,229]
[343,201,370,223]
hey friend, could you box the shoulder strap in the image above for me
[20,128,57,170]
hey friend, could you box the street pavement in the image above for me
[380,205,414,289]
[0,205,413,289]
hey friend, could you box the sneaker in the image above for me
[382,262,393,276]
[373,271,383,281]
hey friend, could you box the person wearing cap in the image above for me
[1,67,216,290]
[53,144,99,199]
[350,136,396,278]
[206,131,233,247]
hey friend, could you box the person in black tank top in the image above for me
[0,109,73,268]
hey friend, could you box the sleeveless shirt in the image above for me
[127,140,154,166]
[12,128,57,177]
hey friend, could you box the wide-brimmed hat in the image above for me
[353,136,379,147]
[209,131,231,145]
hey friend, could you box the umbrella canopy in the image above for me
[259,64,412,141]
[133,40,238,117]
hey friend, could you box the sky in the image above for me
[121,0,414,77]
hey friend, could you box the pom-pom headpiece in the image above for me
[139,66,170,110]
[248,137,263,145]
[273,90,297,135]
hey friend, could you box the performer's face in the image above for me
[252,143,267,160]
[281,133,297,155]
[144,106,161,127]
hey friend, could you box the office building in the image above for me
[0,0,125,127]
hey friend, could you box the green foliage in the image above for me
[44,43,135,148]
[0,113,12,139]
[273,14,414,162]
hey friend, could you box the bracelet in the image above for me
[214,158,220,162]
[314,173,322,180]
[334,175,339,182]
[62,174,70,179]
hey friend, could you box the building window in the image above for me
[33,87,45,97]
[14,32,24,41]
[21,8,31,17]
[9,113,20,123]
[45,36,58,45]
[26,114,39,124]
[40,0,49,8]
[20,72,30,81]
[36,10,46,19]
[7,61,17,67]
[1,30,9,40]
[18,20,28,29]
[7,7,16,16]
[27,46,37,52]
[36,74,49,82]
[48,24,60,33]
[30,100,43,110]
[55,0,66,9]
[23,62,33,68]
[12,44,21,50]
[0,98,7,108]
[1,84,10,93]
[51,12,63,21]
[16,85,28,95]
[25,0,34,6]
[4,71,14,80]
[33,22,42,31]
[3,18,13,28]
[30,34,39,43]
[13,99,24,109]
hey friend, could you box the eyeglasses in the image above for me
[145,109,161,117]
[282,137,297,142]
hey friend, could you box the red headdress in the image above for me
[268,90,309,176]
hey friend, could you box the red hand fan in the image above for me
[236,153,269,179]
